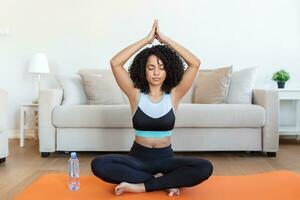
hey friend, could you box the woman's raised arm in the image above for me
[155,21,201,100]
[110,19,157,100]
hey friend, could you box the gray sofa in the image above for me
[0,89,8,163]
[38,71,279,157]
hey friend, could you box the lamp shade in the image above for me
[28,53,50,73]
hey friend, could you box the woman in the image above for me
[91,19,213,196]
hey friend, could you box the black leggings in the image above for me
[91,141,213,192]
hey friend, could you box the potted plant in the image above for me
[272,70,290,88]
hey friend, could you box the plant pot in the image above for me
[277,82,285,88]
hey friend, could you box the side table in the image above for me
[20,103,38,147]
[278,89,300,140]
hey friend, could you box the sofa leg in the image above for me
[0,157,6,163]
[267,152,276,157]
[41,152,50,157]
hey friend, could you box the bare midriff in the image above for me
[134,136,171,148]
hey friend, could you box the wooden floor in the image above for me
[1,138,300,200]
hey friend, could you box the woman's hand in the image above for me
[155,21,168,44]
[145,19,168,44]
[145,19,158,44]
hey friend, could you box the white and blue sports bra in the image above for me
[132,91,176,138]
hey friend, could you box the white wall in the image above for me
[0,0,300,130]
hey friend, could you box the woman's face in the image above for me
[145,55,166,87]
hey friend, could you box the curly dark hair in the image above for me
[128,44,185,94]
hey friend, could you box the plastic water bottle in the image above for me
[68,152,80,191]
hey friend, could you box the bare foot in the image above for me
[154,172,164,178]
[154,173,181,196]
[167,188,180,196]
[115,182,146,195]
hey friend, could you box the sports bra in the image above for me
[132,91,176,138]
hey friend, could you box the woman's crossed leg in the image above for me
[91,154,213,196]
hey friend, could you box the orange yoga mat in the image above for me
[14,170,300,200]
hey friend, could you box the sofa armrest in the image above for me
[0,89,8,132]
[38,89,63,153]
[0,89,8,159]
[252,89,279,152]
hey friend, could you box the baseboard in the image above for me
[6,129,299,140]
[8,129,37,139]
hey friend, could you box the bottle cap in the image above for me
[71,152,77,158]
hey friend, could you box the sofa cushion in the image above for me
[175,103,265,127]
[78,69,129,105]
[55,74,88,105]
[226,67,257,104]
[53,105,132,128]
[53,104,265,128]
[193,66,233,104]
